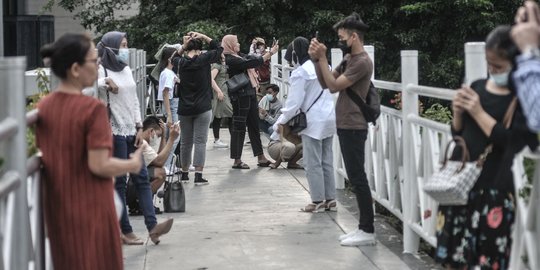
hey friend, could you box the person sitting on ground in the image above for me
[258,84,282,136]
[268,124,303,169]
[141,116,180,194]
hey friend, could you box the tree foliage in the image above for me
[48,0,524,88]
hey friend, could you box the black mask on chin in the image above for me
[338,40,351,55]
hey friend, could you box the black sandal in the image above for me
[232,162,250,169]
[257,161,271,167]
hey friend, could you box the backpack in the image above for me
[346,81,381,124]
[256,60,271,83]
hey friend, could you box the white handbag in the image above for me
[423,98,517,205]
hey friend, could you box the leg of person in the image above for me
[337,129,375,246]
[287,143,303,169]
[230,96,249,168]
[149,167,166,194]
[127,136,173,245]
[192,110,212,185]
[164,98,181,172]
[179,115,195,172]
[112,135,142,245]
[321,136,337,211]
[267,141,282,168]
[300,135,326,213]
[245,95,270,166]
[434,205,469,269]
[213,117,228,148]
[226,117,233,137]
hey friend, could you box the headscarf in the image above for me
[291,37,310,65]
[97,31,127,72]
[222,34,259,88]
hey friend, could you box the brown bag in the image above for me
[280,124,302,145]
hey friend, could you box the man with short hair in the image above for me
[141,116,180,193]
[309,12,376,246]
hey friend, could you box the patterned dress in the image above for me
[211,63,233,118]
[36,92,122,270]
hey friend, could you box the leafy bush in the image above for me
[421,103,452,124]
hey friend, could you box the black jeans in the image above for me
[337,129,374,233]
[230,95,264,159]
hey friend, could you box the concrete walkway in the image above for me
[122,134,428,270]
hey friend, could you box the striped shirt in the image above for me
[513,55,540,132]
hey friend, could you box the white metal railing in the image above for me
[270,43,540,269]
[0,57,47,270]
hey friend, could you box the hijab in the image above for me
[291,37,310,66]
[222,34,259,88]
[97,31,127,72]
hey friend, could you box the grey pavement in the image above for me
[122,133,434,270]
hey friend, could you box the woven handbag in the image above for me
[423,98,517,205]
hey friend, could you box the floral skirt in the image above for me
[435,189,515,270]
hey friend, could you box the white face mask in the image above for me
[117,48,129,63]
[266,94,273,101]
[489,70,510,87]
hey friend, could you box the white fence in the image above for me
[270,43,540,269]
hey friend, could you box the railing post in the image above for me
[401,50,420,254]
[364,45,375,79]
[0,57,30,269]
[330,48,342,69]
[270,52,279,84]
[280,49,287,65]
[464,42,487,85]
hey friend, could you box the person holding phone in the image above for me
[222,34,279,169]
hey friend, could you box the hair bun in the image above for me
[40,44,55,59]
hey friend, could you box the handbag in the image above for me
[287,89,325,134]
[163,180,185,213]
[226,72,250,94]
[423,98,517,205]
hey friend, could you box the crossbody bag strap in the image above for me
[102,66,112,121]
[476,97,518,166]
[305,89,324,113]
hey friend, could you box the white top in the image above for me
[141,140,158,166]
[158,68,178,101]
[275,61,336,140]
[97,65,142,136]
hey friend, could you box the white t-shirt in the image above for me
[158,68,178,101]
[141,140,158,166]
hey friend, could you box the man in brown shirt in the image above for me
[309,12,376,246]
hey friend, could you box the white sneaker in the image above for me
[189,165,195,172]
[339,229,359,241]
[213,139,228,148]
[340,230,376,246]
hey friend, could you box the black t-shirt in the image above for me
[451,79,538,191]
[173,39,223,116]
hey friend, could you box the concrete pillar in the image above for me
[464,42,487,85]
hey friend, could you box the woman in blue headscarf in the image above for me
[97,31,173,246]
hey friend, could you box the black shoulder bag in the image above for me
[287,89,324,134]
[102,67,112,120]
[346,82,381,124]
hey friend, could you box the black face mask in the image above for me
[338,40,351,55]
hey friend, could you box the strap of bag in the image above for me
[305,89,324,113]
[102,66,112,120]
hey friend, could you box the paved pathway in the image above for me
[122,133,435,270]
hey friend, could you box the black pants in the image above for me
[230,95,264,159]
[212,117,232,139]
[337,129,374,233]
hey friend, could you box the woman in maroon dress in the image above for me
[37,33,143,270]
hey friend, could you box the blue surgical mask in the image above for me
[266,94,274,101]
[489,71,510,87]
[117,48,129,63]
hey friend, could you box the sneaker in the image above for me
[166,167,180,176]
[339,228,359,241]
[340,230,376,246]
[213,139,228,148]
[189,165,195,172]
[180,172,189,182]
[194,177,209,186]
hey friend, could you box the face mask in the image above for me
[490,71,510,87]
[117,48,129,63]
[255,49,261,54]
[266,94,274,101]
[338,39,351,55]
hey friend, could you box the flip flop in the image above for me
[232,162,250,169]
[287,164,304,170]
[257,161,271,167]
